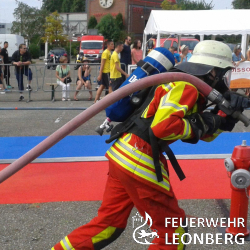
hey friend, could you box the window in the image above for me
[0,25,5,28]
[163,40,171,49]
[180,40,199,50]
[81,42,103,50]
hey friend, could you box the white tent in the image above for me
[143,9,250,55]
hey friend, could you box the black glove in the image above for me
[200,112,223,135]
[219,116,238,132]
[223,91,250,111]
[184,112,223,144]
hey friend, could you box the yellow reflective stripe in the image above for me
[175,226,186,250]
[59,236,75,250]
[107,147,170,190]
[182,118,192,139]
[116,139,169,179]
[92,226,116,244]
[51,248,55,250]
[141,105,150,118]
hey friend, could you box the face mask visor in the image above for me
[223,69,232,89]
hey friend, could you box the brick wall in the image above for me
[88,0,162,39]
[88,0,127,23]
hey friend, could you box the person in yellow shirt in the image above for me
[110,41,129,92]
[94,40,114,103]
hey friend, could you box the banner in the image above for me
[230,61,250,89]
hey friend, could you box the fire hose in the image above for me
[0,72,249,184]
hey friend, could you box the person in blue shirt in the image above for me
[232,45,245,67]
[179,44,192,63]
[169,46,180,64]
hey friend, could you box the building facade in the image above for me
[0,23,12,34]
[87,0,169,39]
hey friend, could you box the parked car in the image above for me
[45,47,69,69]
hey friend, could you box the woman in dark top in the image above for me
[74,58,92,101]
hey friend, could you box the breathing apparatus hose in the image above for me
[0,72,249,184]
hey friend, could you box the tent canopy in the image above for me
[144,9,250,36]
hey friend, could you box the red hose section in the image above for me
[0,72,212,184]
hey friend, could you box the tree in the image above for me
[176,0,213,10]
[88,16,98,29]
[42,0,63,12]
[96,14,121,42]
[161,0,181,10]
[70,0,85,12]
[42,11,68,45]
[42,0,86,13]
[61,0,71,12]
[232,0,250,9]
[115,13,124,30]
[11,1,48,42]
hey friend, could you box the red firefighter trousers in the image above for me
[53,161,186,250]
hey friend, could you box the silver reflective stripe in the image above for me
[62,238,72,250]
[124,134,132,142]
[147,50,173,70]
[117,140,154,165]
[116,140,168,176]
[161,96,188,113]
[193,52,231,63]
[163,84,172,91]
[108,148,170,189]
[182,119,190,139]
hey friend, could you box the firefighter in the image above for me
[52,40,250,250]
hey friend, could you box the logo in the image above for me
[132,212,159,245]
[128,75,139,83]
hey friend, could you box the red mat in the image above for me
[0,159,231,204]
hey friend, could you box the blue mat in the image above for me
[0,132,249,159]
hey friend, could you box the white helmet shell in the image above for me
[189,40,233,69]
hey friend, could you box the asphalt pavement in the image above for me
[1,61,250,250]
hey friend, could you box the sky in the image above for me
[0,0,233,23]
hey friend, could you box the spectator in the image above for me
[94,40,114,103]
[169,46,181,64]
[110,41,129,92]
[74,57,92,101]
[56,56,71,101]
[179,44,192,64]
[131,40,143,65]
[120,36,132,81]
[0,41,11,88]
[0,56,4,91]
[12,44,32,101]
[232,45,245,67]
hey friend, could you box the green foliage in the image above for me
[42,11,68,45]
[29,44,40,59]
[176,0,213,10]
[161,1,181,10]
[11,1,48,41]
[88,16,98,29]
[70,0,85,12]
[96,14,125,42]
[232,0,250,9]
[65,42,80,57]
[42,0,63,12]
[115,13,124,30]
[96,14,120,42]
[62,0,71,12]
[42,0,85,13]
